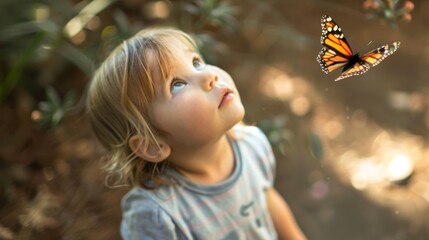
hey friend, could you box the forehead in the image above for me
[160,35,196,61]
[148,35,197,82]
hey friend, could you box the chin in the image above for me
[228,104,245,127]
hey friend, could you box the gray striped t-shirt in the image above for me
[120,125,278,239]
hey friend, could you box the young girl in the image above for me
[86,28,306,240]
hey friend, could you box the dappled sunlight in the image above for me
[312,98,429,224]
[258,66,316,116]
[256,62,429,229]
[259,66,296,101]
[290,96,311,116]
[342,131,420,188]
[389,91,424,112]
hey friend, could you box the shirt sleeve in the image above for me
[120,190,179,240]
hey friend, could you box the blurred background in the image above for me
[1,0,428,239]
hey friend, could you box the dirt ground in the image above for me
[2,0,429,239]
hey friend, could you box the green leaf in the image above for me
[0,31,46,103]
[55,42,94,76]
[45,86,61,108]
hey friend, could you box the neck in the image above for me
[168,134,235,184]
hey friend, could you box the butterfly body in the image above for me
[342,53,362,72]
[317,15,400,81]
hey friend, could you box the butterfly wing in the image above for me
[317,15,401,81]
[317,15,354,73]
[334,61,370,81]
[334,42,401,81]
[360,41,400,67]
[317,47,349,74]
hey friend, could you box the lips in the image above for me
[218,88,234,108]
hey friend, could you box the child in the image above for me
[86,28,306,240]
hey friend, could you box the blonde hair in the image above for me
[86,28,199,188]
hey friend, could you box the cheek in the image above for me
[158,105,216,146]
[151,98,213,134]
[177,100,213,126]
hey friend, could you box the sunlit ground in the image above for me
[258,64,429,235]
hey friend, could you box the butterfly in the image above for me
[317,15,400,81]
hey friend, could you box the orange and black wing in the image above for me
[317,15,353,74]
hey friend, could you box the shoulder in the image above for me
[120,187,183,239]
[121,187,156,211]
[121,186,180,215]
[121,187,169,223]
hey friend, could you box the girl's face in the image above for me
[148,38,245,150]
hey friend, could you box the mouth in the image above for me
[218,88,234,108]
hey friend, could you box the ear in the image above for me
[128,135,171,162]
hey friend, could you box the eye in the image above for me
[193,56,206,70]
[170,78,187,95]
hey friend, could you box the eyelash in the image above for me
[170,78,186,95]
[169,55,206,94]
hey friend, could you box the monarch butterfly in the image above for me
[317,15,400,81]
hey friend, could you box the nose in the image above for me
[201,70,218,91]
